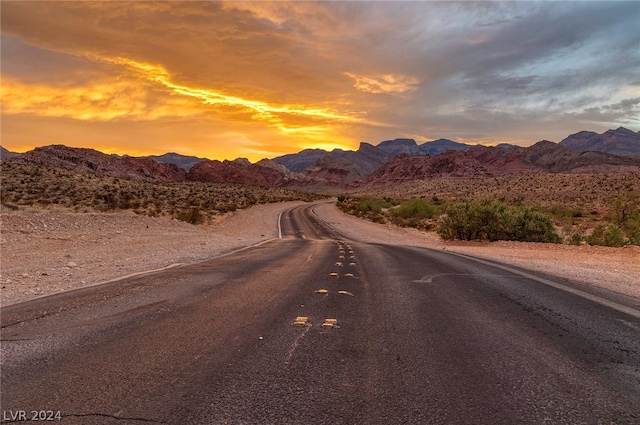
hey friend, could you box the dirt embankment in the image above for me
[1,201,638,306]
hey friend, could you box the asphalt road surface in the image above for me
[2,203,640,424]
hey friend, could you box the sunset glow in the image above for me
[1,1,638,161]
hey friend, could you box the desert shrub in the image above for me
[613,191,640,224]
[505,207,562,243]
[624,217,640,245]
[437,199,505,241]
[392,198,438,220]
[355,198,388,214]
[567,231,583,246]
[612,191,640,245]
[605,225,627,247]
[437,199,560,243]
[549,204,585,218]
[176,208,205,224]
[586,224,626,247]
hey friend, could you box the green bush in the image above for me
[355,198,388,214]
[437,199,561,243]
[567,231,583,246]
[624,218,640,245]
[586,224,626,247]
[549,204,585,218]
[506,207,562,243]
[392,198,438,219]
[612,191,640,245]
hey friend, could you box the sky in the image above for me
[1,1,639,162]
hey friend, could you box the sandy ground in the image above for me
[0,201,306,306]
[1,200,639,306]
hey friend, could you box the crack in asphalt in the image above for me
[62,413,168,424]
[285,323,312,365]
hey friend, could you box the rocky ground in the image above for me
[1,200,638,306]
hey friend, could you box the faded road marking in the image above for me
[293,316,309,326]
[322,318,339,328]
[414,273,513,283]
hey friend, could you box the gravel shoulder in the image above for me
[2,200,638,306]
[0,201,306,306]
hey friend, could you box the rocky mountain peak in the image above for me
[559,126,639,157]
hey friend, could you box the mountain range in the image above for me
[559,127,640,157]
[2,127,639,189]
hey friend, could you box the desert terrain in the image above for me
[2,200,638,306]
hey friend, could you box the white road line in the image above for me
[445,251,640,319]
[278,209,284,239]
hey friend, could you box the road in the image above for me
[2,202,639,424]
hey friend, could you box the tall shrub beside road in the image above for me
[612,191,640,245]
[437,199,561,243]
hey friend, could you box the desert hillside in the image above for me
[350,172,640,212]
[0,162,324,223]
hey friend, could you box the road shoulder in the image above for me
[312,201,640,299]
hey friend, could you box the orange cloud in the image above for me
[344,72,420,94]
[98,56,373,128]
[0,77,201,121]
[2,52,382,149]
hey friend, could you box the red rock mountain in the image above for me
[186,158,288,186]
[366,141,640,185]
[366,151,494,185]
[300,156,369,187]
[7,145,186,181]
[559,127,640,157]
[5,129,640,190]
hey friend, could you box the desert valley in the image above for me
[1,126,639,305]
[4,2,640,422]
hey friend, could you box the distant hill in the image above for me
[339,142,392,174]
[419,139,475,155]
[273,148,348,172]
[559,127,640,157]
[4,127,639,190]
[376,138,422,156]
[0,146,19,161]
[6,145,186,181]
[186,158,289,186]
[366,140,640,185]
[146,152,207,171]
[375,138,474,156]
[277,138,474,173]
[289,142,392,188]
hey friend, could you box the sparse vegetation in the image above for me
[586,224,626,247]
[611,191,640,245]
[0,162,324,223]
[338,189,640,245]
[350,173,640,213]
[437,199,561,243]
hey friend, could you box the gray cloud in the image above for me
[1,1,638,157]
